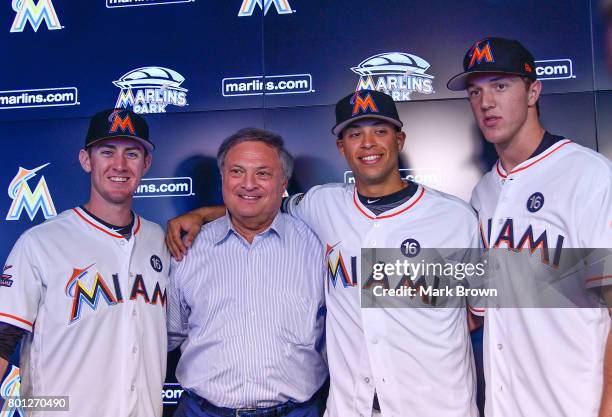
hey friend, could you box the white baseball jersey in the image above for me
[471,138,612,417]
[0,207,169,417]
[285,183,480,417]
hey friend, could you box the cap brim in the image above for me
[447,69,536,91]
[332,115,403,135]
[86,135,155,152]
[446,72,472,91]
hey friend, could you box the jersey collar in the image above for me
[495,138,572,179]
[72,206,141,239]
[352,183,425,220]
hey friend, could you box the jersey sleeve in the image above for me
[166,258,190,351]
[579,171,612,289]
[462,206,487,316]
[0,232,43,332]
[281,188,322,232]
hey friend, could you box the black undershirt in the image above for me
[529,131,564,159]
[357,181,418,216]
[79,205,135,240]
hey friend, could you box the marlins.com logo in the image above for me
[114,66,188,114]
[352,52,435,101]
[10,0,62,33]
[238,0,292,16]
[6,163,57,221]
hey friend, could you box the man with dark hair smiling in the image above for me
[166,91,481,417]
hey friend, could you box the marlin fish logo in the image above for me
[6,163,57,221]
[10,0,62,33]
[0,365,21,417]
[238,0,292,16]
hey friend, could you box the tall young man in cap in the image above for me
[166,90,481,417]
[0,109,169,417]
[447,37,612,417]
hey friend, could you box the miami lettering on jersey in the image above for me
[483,218,565,267]
[326,242,357,289]
[65,264,166,324]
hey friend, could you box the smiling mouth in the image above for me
[109,176,128,183]
[359,154,383,164]
[238,194,261,201]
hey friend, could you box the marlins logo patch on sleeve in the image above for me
[0,265,14,287]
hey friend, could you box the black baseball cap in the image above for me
[332,89,403,135]
[85,108,154,151]
[447,37,536,91]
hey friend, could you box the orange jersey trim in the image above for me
[468,305,485,313]
[134,216,141,236]
[496,140,573,179]
[585,275,612,285]
[0,312,33,327]
[479,222,489,249]
[73,208,124,238]
[353,187,425,220]
[73,208,139,239]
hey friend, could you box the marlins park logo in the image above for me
[10,0,62,32]
[6,163,57,221]
[114,66,188,114]
[352,52,435,101]
[238,0,293,16]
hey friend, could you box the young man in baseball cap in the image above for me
[448,37,612,417]
[0,109,169,417]
[165,90,481,417]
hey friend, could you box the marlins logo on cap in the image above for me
[85,108,154,151]
[351,91,379,116]
[332,89,402,135]
[468,40,495,68]
[109,110,136,136]
[447,37,536,91]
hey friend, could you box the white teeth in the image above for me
[110,177,128,182]
[362,155,380,161]
[240,195,258,200]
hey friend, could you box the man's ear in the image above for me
[396,131,406,151]
[143,153,152,175]
[527,80,542,106]
[79,149,92,173]
[336,139,345,157]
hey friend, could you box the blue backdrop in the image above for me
[1,0,611,415]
